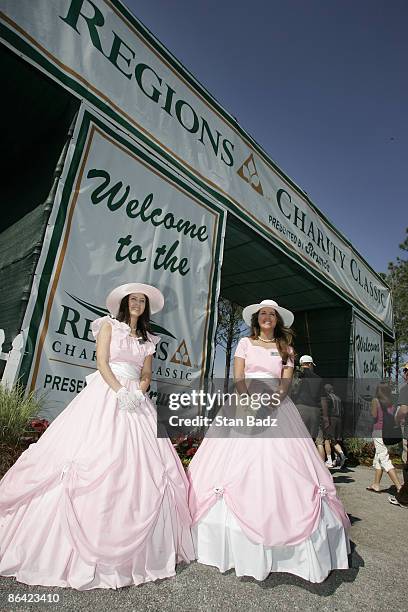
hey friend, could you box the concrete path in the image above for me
[0,465,406,612]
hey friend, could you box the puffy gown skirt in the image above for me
[0,373,194,590]
[188,396,351,583]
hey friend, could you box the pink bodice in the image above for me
[234,337,294,378]
[91,316,160,376]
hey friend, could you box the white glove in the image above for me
[116,387,144,411]
[132,389,145,405]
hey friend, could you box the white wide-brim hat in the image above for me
[106,283,164,317]
[242,299,294,328]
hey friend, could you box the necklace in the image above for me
[257,336,276,343]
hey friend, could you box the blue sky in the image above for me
[125,0,407,275]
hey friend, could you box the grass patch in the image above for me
[0,383,48,478]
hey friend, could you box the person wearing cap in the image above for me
[188,299,350,583]
[0,283,194,589]
[292,354,325,442]
[389,363,408,508]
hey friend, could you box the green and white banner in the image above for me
[354,313,383,436]
[354,315,383,382]
[18,108,225,418]
[0,0,393,332]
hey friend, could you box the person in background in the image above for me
[397,362,408,465]
[315,432,326,463]
[321,384,347,469]
[293,355,325,443]
[366,382,402,494]
[389,363,408,508]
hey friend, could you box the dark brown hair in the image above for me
[116,294,156,343]
[249,309,294,364]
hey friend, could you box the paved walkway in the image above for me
[0,465,406,612]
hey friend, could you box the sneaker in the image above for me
[388,495,408,508]
[325,459,333,468]
[339,454,347,468]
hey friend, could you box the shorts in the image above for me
[296,404,320,439]
[325,416,342,441]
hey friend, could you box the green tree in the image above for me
[383,227,408,383]
[214,298,243,391]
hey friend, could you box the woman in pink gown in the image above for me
[0,283,194,590]
[188,299,350,583]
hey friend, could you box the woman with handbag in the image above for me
[366,382,402,494]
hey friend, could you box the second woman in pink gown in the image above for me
[188,299,350,583]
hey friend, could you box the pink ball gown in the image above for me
[188,337,350,583]
[0,317,194,590]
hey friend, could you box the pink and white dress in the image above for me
[188,337,350,583]
[0,316,194,590]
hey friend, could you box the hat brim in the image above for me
[106,283,164,317]
[242,303,294,328]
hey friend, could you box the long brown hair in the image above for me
[249,309,294,364]
[116,294,156,343]
[375,382,393,407]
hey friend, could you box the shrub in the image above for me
[344,437,403,466]
[344,438,375,465]
[0,383,46,447]
[172,435,203,467]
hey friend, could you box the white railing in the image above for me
[0,329,25,387]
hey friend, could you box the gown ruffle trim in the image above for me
[91,316,160,356]
[189,480,350,547]
[91,316,132,341]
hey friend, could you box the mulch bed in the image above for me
[0,441,32,480]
